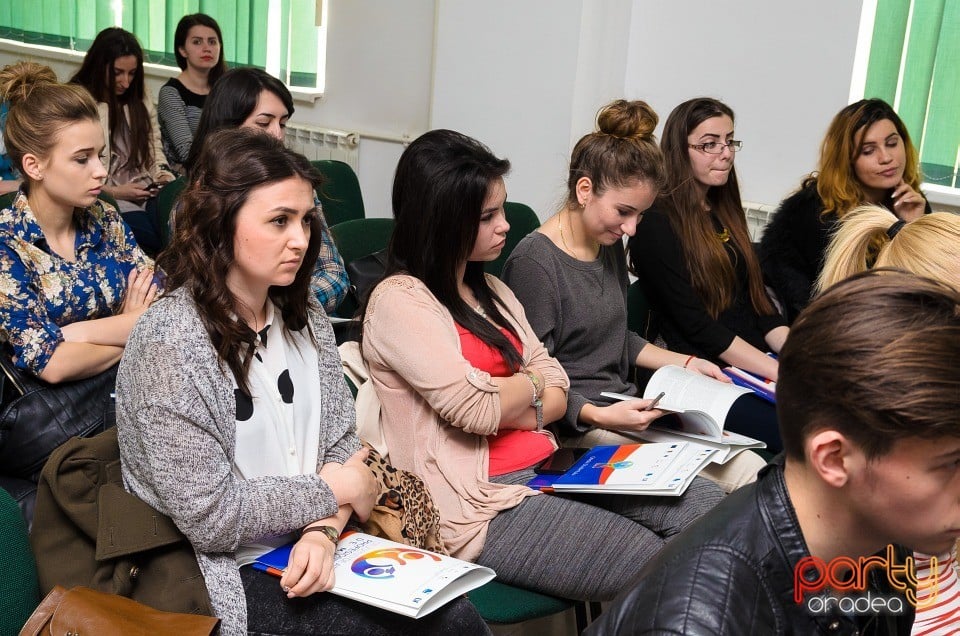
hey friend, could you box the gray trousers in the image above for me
[476,468,723,601]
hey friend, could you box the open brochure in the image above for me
[252,531,495,618]
[601,365,766,464]
[529,442,716,496]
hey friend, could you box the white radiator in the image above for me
[284,123,360,172]
[743,201,776,242]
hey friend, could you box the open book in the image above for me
[528,442,716,496]
[601,365,766,464]
[253,531,494,618]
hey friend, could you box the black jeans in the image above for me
[240,566,490,635]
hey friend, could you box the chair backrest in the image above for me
[484,201,541,278]
[157,177,187,248]
[627,279,657,341]
[313,160,365,226]
[329,217,395,318]
[0,486,39,633]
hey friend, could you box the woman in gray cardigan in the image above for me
[115,129,486,635]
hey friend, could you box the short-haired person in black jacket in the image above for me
[587,269,960,636]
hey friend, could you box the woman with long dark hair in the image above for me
[759,98,929,322]
[157,13,226,171]
[628,97,787,382]
[117,128,486,635]
[361,128,722,600]
[71,27,174,255]
[626,98,785,450]
[181,67,348,313]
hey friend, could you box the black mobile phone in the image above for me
[535,447,589,475]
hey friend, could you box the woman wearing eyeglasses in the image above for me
[627,97,787,387]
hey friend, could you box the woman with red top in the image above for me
[360,129,723,600]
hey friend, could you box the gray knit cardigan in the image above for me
[116,290,359,635]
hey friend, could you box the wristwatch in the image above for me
[301,525,340,546]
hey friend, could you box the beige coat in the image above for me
[362,274,569,560]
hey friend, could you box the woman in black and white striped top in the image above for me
[157,13,226,172]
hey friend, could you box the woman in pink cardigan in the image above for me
[360,129,723,601]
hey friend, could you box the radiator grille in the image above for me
[284,123,360,172]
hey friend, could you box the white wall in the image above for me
[430,0,584,215]
[0,1,867,217]
[626,0,863,206]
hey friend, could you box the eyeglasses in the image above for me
[688,140,743,154]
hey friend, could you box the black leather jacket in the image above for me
[587,458,914,635]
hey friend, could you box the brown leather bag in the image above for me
[19,585,219,636]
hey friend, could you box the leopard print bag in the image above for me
[360,444,448,555]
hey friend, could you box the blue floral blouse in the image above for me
[0,191,153,374]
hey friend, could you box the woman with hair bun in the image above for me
[0,61,156,382]
[624,97,785,451]
[760,98,929,323]
[502,99,765,491]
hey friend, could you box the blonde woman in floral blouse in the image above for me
[0,62,156,383]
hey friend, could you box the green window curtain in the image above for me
[0,0,321,88]
[864,0,960,187]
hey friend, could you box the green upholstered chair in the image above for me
[484,201,541,278]
[98,190,120,211]
[467,581,572,623]
[0,486,40,633]
[0,191,15,209]
[329,217,395,319]
[156,177,187,248]
[313,160,365,227]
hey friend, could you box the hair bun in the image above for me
[596,99,658,141]
[0,62,58,107]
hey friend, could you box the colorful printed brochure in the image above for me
[253,531,495,618]
[535,442,716,496]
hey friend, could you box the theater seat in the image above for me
[0,485,40,633]
[484,201,541,278]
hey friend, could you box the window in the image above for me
[0,0,326,91]
[854,0,960,189]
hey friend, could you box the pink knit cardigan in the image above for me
[362,274,569,560]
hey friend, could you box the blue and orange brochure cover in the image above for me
[253,530,494,618]
[530,443,715,497]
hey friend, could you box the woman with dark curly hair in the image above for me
[116,128,486,635]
